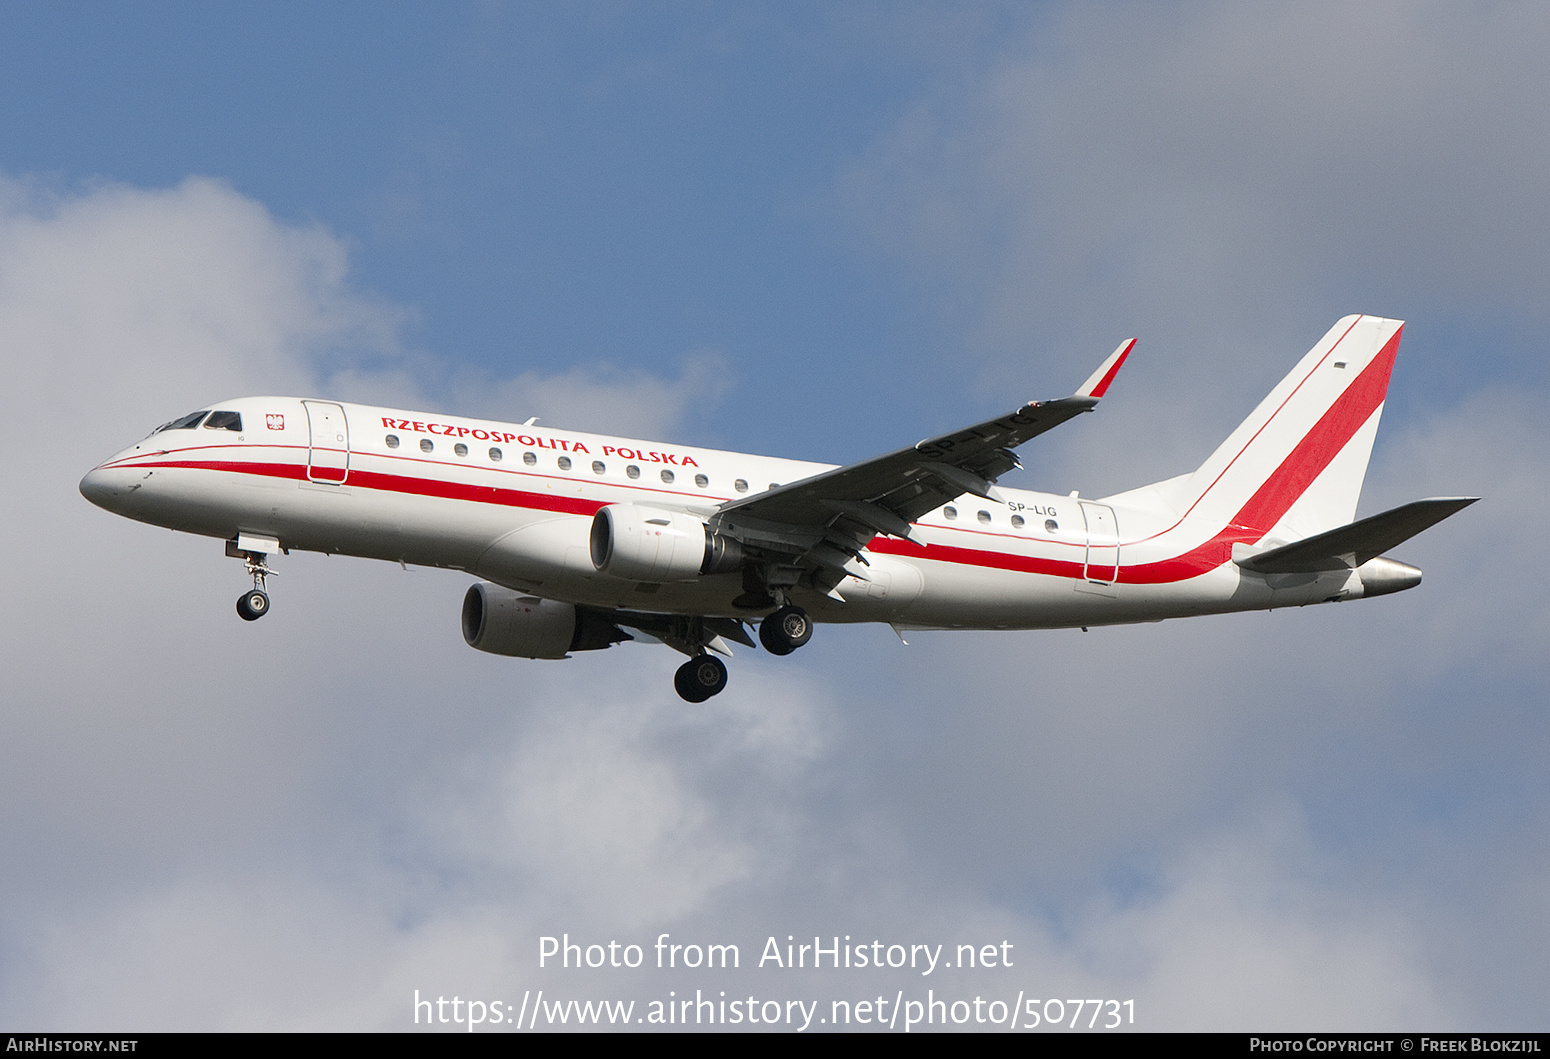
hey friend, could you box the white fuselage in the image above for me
[79,395,1357,631]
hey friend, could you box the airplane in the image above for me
[79,315,1474,702]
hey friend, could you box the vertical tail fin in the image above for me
[1175,315,1402,542]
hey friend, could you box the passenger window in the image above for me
[420,439,434,453]
[977,510,991,524]
[154,410,210,433]
[385,434,400,449]
[522,451,536,466]
[944,506,958,520]
[1045,519,1058,533]
[660,469,675,484]
[454,443,469,457]
[489,447,503,462]
[626,465,640,479]
[203,411,242,431]
[1010,514,1025,529]
[694,474,709,489]
[592,461,606,475]
[557,456,572,471]
[734,479,748,493]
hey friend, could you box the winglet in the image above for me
[1075,339,1135,399]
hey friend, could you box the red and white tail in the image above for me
[1170,315,1402,543]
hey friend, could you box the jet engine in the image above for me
[589,504,743,582]
[461,582,627,658]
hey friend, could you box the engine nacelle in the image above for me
[589,505,743,582]
[461,582,626,658]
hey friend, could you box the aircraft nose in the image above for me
[79,466,126,511]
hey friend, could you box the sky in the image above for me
[1,0,1546,1032]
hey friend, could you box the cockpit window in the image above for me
[203,410,242,432]
[153,410,210,433]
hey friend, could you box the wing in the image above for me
[710,340,1135,579]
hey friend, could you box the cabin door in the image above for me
[1080,501,1119,584]
[304,401,349,483]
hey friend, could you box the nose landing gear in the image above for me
[227,540,277,621]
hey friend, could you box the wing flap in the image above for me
[821,499,917,541]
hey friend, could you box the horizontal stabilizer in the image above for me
[1235,497,1478,573]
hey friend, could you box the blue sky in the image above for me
[2,1,1546,1031]
[0,4,986,449]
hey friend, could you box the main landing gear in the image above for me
[668,604,813,703]
[758,605,812,656]
[674,654,728,703]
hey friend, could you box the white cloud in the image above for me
[427,658,829,932]
[7,794,1458,1031]
[441,349,735,441]
[1073,803,1454,1031]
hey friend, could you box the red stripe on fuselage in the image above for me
[347,467,606,516]
[868,536,1085,580]
[111,330,1397,588]
[110,456,613,518]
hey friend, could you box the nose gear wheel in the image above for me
[232,547,275,621]
[237,589,270,621]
